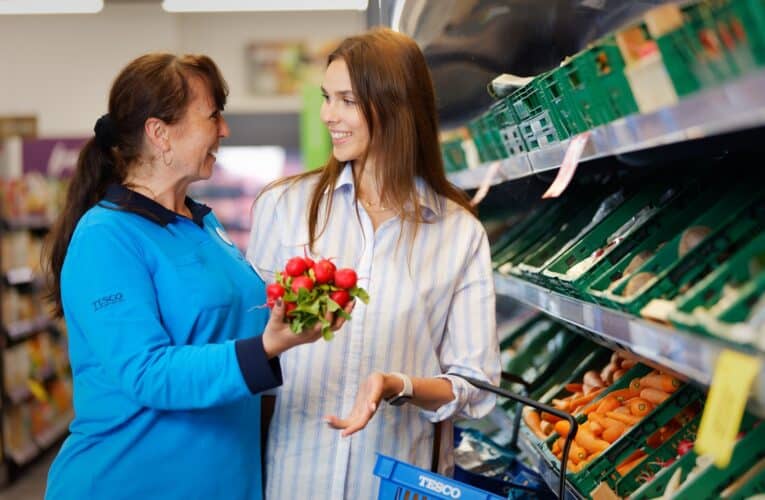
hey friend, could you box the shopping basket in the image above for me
[374,375,578,500]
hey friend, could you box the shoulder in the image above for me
[439,197,486,237]
[70,204,146,251]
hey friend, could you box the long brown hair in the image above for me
[43,53,229,317]
[258,27,474,252]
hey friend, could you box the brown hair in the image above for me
[258,27,474,252]
[44,53,229,317]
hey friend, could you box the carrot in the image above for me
[523,410,546,439]
[583,370,605,389]
[616,452,647,476]
[540,420,554,436]
[613,405,632,415]
[629,398,653,417]
[567,460,582,473]
[568,442,588,464]
[607,388,640,403]
[565,383,584,393]
[594,395,621,415]
[575,429,610,454]
[606,411,642,426]
[541,411,563,424]
[552,437,563,454]
[589,421,604,437]
[551,399,571,412]
[640,387,671,405]
[568,388,604,411]
[629,377,643,391]
[554,420,571,438]
[641,373,681,393]
[602,422,626,443]
[621,359,637,370]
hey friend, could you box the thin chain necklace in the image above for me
[359,197,391,212]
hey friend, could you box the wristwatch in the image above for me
[385,372,413,406]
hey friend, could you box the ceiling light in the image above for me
[0,0,103,14]
[162,0,367,12]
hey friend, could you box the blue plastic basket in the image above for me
[374,454,505,500]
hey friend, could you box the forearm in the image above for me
[381,374,455,411]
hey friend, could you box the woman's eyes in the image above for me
[322,94,355,105]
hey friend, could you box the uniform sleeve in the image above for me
[247,188,283,284]
[420,220,500,422]
[62,222,280,411]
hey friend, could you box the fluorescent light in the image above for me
[0,0,103,14]
[162,0,367,12]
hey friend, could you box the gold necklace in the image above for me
[359,197,391,212]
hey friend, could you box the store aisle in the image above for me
[0,445,57,500]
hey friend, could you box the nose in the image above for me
[219,114,230,138]
[320,99,336,125]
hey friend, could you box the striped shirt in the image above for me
[247,163,500,500]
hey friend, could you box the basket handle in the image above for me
[453,374,579,500]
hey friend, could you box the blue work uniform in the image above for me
[46,184,279,500]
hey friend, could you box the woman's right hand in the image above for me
[261,299,354,358]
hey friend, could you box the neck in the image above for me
[353,158,382,203]
[124,163,191,215]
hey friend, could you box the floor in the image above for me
[0,445,57,500]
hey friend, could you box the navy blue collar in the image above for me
[102,184,211,228]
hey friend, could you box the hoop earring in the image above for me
[161,149,173,167]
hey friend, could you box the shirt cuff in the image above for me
[234,336,283,394]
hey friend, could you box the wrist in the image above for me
[382,373,405,399]
[261,330,287,359]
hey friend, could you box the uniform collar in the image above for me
[102,183,211,227]
[332,162,442,219]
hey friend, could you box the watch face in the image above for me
[387,395,412,407]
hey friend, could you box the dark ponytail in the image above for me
[43,52,228,317]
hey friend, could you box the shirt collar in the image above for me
[331,162,442,219]
[102,183,211,227]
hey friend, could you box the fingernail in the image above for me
[276,298,283,307]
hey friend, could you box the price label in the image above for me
[695,349,762,468]
[542,132,591,199]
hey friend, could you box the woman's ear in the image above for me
[144,117,170,152]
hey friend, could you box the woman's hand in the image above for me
[261,299,354,358]
[325,371,398,437]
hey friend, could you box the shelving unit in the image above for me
[494,273,765,416]
[449,69,765,190]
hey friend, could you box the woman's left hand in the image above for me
[325,371,386,437]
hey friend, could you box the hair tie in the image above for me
[94,113,117,151]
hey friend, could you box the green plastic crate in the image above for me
[669,231,765,346]
[731,0,765,67]
[511,190,629,291]
[590,187,765,314]
[490,97,529,157]
[586,183,727,306]
[539,374,703,498]
[510,76,570,150]
[538,68,589,135]
[441,137,468,173]
[541,184,676,299]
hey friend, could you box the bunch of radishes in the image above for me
[265,254,369,340]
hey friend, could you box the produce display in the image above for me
[265,254,369,340]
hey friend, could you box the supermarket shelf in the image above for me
[3,267,36,287]
[5,443,39,467]
[494,273,765,416]
[3,316,55,345]
[517,433,583,500]
[449,69,765,190]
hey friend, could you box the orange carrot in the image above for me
[568,442,588,464]
[607,388,640,403]
[606,411,642,426]
[629,377,643,392]
[523,410,546,439]
[589,421,604,437]
[621,359,637,370]
[616,452,646,476]
[640,387,671,405]
[568,388,604,411]
[554,420,571,438]
[641,373,681,393]
[565,383,584,393]
[629,398,653,417]
[594,396,621,415]
[541,411,563,424]
[602,422,626,443]
[575,429,610,454]
[552,437,562,454]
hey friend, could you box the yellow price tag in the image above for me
[695,349,762,468]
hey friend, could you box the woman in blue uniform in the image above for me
[43,53,349,500]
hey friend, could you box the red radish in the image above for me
[266,283,285,300]
[285,257,308,277]
[314,259,336,284]
[329,290,350,307]
[334,268,357,289]
[291,276,315,293]
[302,248,315,269]
[676,440,694,456]
[285,302,297,316]
[267,298,276,309]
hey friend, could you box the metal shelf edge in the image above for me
[448,70,765,190]
[493,273,765,416]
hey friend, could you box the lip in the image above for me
[329,131,352,146]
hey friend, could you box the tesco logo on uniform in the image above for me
[417,475,462,498]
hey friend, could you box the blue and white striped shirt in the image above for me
[247,164,500,500]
